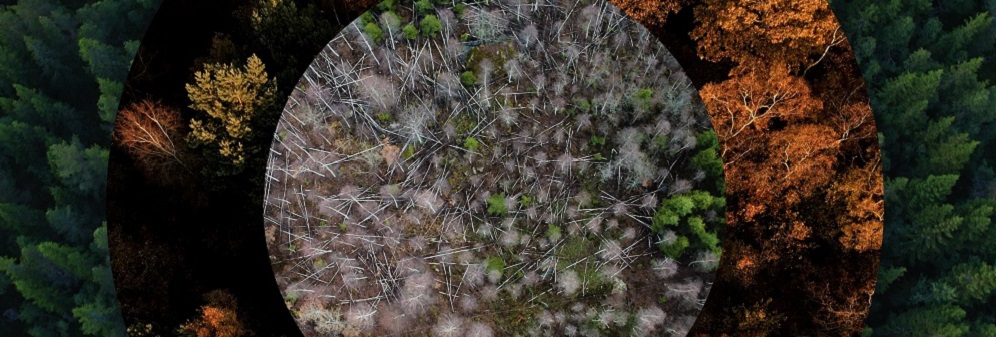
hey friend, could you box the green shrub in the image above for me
[651,135,669,152]
[415,0,434,14]
[359,11,376,25]
[659,236,689,258]
[691,131,724,193]
[486,256,506,274]
[546,224,562,241]
[377,112,392,123]
[402,23,419,40]
[363,22,384,42]
[285,292,300,305]
[461,70,477,86]
[573,97,591,113]
[402,145,415,159]
[487,193,507,216]
[634,88,654,106]
[463,136,480,151]
[420,15,443,36]
[650,190,725,257]
[519,195,534,207]
[590,135,606,147]
[376,0,396,11]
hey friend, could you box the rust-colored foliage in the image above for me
[830,152,884,252]
[818,46,884,254]
[604,0,883,335]
[809,271,877,333]
[612,0,692,27]
[180,305,246,337]
[700,63,836,221]
[690,0,844,68]
[178,290,247,337]
[113,99,186,176]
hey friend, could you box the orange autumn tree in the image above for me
[699,62,836,224]
[820,54,884,253]
[612,0,692,27]
[692,57,879,335]
[668,0,884,334]
[690,0,844,69]
[180,306,245,337]
[829,141,883,253]
[179,290,246,337]
[689,0,883,256]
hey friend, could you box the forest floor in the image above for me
[263,0,724,335]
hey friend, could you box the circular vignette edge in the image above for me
[105,0,883,336]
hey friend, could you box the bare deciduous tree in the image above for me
[114,99,187,176]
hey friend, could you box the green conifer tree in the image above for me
[833,0,996,335]
[0,0,160,336]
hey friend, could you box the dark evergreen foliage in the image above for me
[0,0,161,336]
[833,0,996,335]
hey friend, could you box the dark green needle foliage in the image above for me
[832,0,996,335]
[0,0,161,336]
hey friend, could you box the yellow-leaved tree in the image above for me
[186,54,277,174]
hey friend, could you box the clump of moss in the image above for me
[464,136,480,151]
[460,70,477,87]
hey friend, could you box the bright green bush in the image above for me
[402,23,419,40]
[415,0,434,15]
[487,193,507,216]
[460,71,477,86]
[463,136,480,151]
[363,22,384,42]
[420,15,443,36]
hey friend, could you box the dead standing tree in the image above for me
[114,99,189,179]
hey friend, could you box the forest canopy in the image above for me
[0,0,161,336]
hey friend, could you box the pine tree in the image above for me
[0,0,160,336]
[832,0,996,335]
